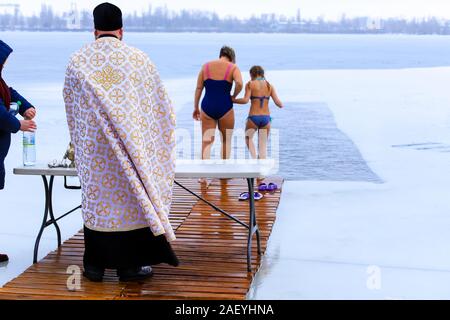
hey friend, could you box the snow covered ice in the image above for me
[249,67,450,299]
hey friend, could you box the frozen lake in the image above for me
[3,32,450,82]
[2,32,450,180]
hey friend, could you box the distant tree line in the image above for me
[0,4,449,34]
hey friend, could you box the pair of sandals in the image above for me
[238,182,279,201]
[239,191,264,201]
[258,183,278,192]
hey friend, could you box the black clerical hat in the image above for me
[93,2,123,31]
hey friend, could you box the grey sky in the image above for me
[2,0,450,20]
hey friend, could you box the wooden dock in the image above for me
[0,177,283,300]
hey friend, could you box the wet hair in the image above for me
[250,65,265,79]
[249,65,271,92]
[219,46,236,63]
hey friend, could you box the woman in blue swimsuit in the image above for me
[233,66,283,159]
[193,46,243,160]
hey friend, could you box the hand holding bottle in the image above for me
[23,107,36,120]
[20,120,37,132]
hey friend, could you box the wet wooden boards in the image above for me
[0,177,283,300]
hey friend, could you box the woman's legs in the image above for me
[199,112,217,184]
[200,112,217,160]
[245,119,258,159]
[258,123,271,159]
[218,109,235,160]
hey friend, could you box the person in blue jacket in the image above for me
[0,40,37,263]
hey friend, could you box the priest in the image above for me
[63,2,179,282]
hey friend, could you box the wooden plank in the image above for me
[0,177,283,300]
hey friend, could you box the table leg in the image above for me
[33,176,50,264]
[175,180,248,228]
[175,179,261,273]
[47,176,62,247]
[247,178,262,272]
[33,175,62,264]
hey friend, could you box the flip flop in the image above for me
[258,183,268,192]
[254,192,264,201]
[239,192,264,201]
[267,183,278,192]
[239,192,250,201]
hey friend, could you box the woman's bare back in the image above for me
[203,59,235,82]
[248,80,271,115]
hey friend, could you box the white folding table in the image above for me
[14,159,276,272]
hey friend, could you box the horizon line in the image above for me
[1,3,449,22]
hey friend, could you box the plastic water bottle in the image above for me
[9,101,21,117]
[23,131,36,166]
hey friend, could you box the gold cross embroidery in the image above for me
[72,55,86,68]
[87,185,100,200]
[130,72,142,86]
[141,98,152,113]
[63,88,74,103]
[157,149,170,163]
[91,65,124,91]
[110,52,125,65]
[109,89,126,104]
[91,53,106,67]
[144,80,154,93]
[153,103,167,119]
[113,191,127,205]
[92,157,106,171]
[102,174,117,189]
[129,53,144,67]
[132,150,145,166]
[96,202,111,216]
